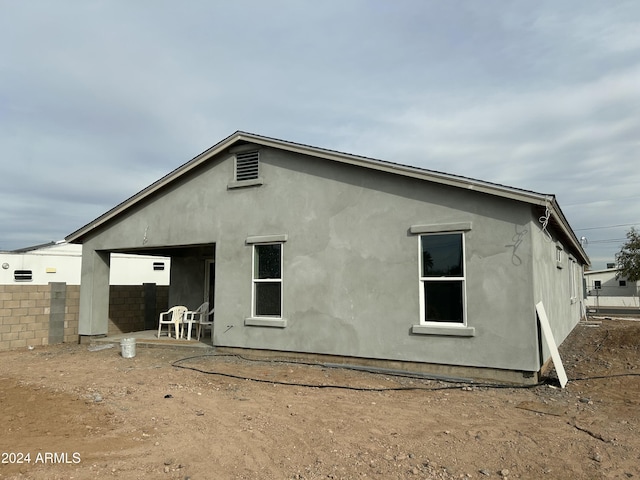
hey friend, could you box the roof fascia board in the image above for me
[239,134,551,206]
[546,199,590,265]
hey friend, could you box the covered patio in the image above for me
[74,242,216,343]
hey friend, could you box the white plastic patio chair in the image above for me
[157,305,188,339]
[182,302,210,341]
[195,303,215,343]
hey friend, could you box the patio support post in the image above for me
[78,248,110,338]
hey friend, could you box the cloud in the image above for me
[0,1,639,267]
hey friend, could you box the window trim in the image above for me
[411,230,475,336]
[228,177,264,189]
[412,324,475,337]
[246,234,288,244]
[244,235,288,328]
[418,232,467,326]
[410,222,472,235]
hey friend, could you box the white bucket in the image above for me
[120,338,136,358]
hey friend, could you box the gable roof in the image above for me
[66,130,589,264]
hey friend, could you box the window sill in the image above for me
[228,178,264,190]
[244,317,287,328]
[410,222,472,234]
[411,325,475,337]
[246,234,288,244]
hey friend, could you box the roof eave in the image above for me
[547,198,590,265]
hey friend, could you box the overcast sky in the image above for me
[1,1,639,269]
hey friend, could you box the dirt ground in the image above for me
[0,318,638,480]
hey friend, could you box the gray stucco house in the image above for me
[67,131,589,384]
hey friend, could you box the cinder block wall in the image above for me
[0,283,80,350]
[64,285,80,342]
[0,283,168,349]
[108,285,145,335]
[108,285,169,335]
[157,287,169,320]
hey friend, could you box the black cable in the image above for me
[568,373,640,381]
[171,354,547,392]
[173,353,640,391]
[172,362,451,392]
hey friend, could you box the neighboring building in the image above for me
[584,267,640,313]
[0,241,170,286]
[66,131,589,383]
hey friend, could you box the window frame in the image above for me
[418,232,467,327]
[569,258,578,303]
[244,234,288,328]
[251,243,283,318]
[556,245,564,269]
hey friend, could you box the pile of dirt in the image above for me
[0,318,638,479]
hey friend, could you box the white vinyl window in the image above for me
[419,233,466,325]
[252,243,283,318]
[556,245,564,268]
[569,258,578,303]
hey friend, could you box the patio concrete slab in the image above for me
[91,330,214,350]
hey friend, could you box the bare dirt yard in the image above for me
[1,318,638,480]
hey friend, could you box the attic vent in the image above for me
[14,269,33,282]
[235,151,259,182]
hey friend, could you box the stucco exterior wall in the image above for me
[78,145,549,374]
[170,256,208,310]
[531,214,584,364]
